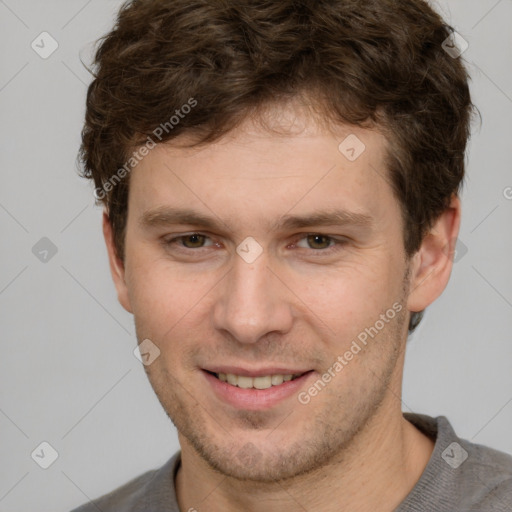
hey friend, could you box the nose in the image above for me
[212,251,294,344]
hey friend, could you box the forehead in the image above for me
[127,106,399,232]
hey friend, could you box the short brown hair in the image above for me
[79,0,475,332]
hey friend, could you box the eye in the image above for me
[163,233,215,250]
[297,234,334,250]
[293,234,348,254]
[161,232,348,256]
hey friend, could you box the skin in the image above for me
[103,101,461,512]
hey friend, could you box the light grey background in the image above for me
[0,1,511,511]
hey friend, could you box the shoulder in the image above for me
[457,439,512,510]
[69,453,181,512]
[402,413,512,510]
[70,468,157,512]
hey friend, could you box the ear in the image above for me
[406,194,462,313]
[102,210,133,313]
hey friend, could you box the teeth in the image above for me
[215,372,302,389]
[237,375,253,389]
[271,375,283,385]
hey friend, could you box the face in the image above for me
[111,106,417,482]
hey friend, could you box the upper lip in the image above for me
[203,366,312,378]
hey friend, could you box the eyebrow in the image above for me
[139,206,374,232]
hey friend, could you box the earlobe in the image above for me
[102,210,133,313]
[406,195,462,314]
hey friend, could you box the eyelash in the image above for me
[162,233,348,256]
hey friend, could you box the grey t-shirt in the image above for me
[71,413,512,511]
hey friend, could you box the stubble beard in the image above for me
[140,264,411,483]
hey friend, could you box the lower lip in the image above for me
[202,370,314,410]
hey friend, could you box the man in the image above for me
[72,0,512,510]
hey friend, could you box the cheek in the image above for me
[125,255,177,331]
[295,260,395,335]
[124,235,404,343]
[124,252,216,341]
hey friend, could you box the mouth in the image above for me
[204,370,308,390]
[202,368,315,410]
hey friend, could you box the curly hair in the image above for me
[79,0,475,333]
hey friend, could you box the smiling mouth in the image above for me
[205,371,310,390]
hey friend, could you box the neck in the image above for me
[175,398,435,512]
